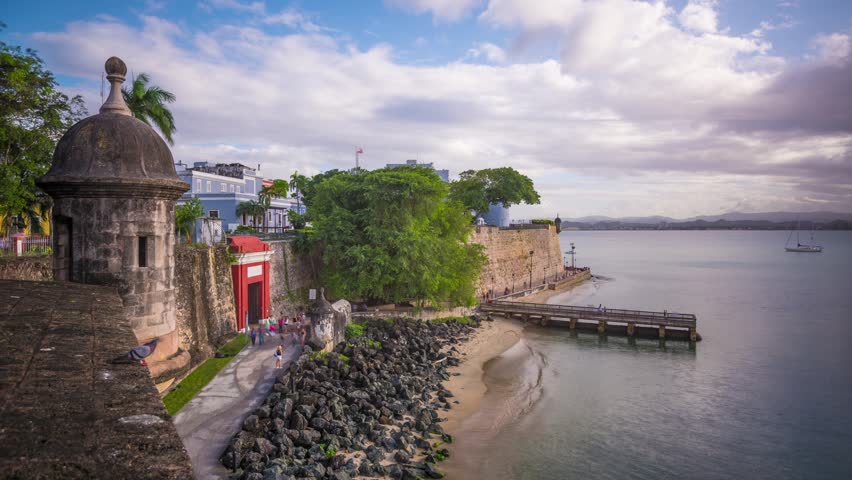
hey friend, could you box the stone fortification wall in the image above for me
[0,280,193,479]
[173,244,237,367]
[471,225,564,296]
[268,239,320,318]
[0,256,52,281]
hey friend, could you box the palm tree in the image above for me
[258,179,289,231]
[289,171,308,215]
[236,200,265,229]
[175,198,205,243]
[122,73,177,145]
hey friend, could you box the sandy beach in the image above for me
[441,317,522,434]
[441,274,590,435]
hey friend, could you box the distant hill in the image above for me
[559,211,852,230]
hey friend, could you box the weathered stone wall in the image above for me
[50,196,185,373]
[173,244,237,367]
[0,256,52,281]
[309,297,352,352]
[471,225,564,296]
[0,280,193,479]
[268,239,320,318]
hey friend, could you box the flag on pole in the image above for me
[356,148,364,154]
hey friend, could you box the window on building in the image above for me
[221,183,227,192]
[206,181,212,192]
[238,186,242,193]
[138,236,148,267]
[230,184,235,193]
[196,179,202,192]
[209,210,219,218]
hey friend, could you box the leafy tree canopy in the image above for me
[0,32,86,233]
[175,198,204,242]
[307,166,486,307]
[448,167,541,218]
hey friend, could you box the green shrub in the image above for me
[430,316,471,325]
[366,339,382,349]
[235,225,258,233]
[531,219,555,225]
[345,323,364,339]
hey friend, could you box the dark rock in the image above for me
[243,415,261,432]
[394,450,411,463]
[254,437,277,456]
[365,444,383,463]
[289,412,308,431]
[424,462,445,478]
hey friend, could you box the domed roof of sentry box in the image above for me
[37,57,188,199]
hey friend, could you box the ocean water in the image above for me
[445,231,852,479]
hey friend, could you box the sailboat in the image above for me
[785,217,823,252]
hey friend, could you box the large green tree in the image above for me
[308,166,486,307]
[0,33,86,235]
[448,167,541,219]
[122,73,176,145]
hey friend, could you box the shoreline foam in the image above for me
[440,275,590,475]
[441,317,523,435]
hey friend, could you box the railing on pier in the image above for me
[482,301,696,328]
[481,301,699,341]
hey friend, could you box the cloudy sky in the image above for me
[3,0,851,219]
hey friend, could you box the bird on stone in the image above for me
[111,339,158,366]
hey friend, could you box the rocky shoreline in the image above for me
[221,317,481,480]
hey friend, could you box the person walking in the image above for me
[277,317,284,340]
[283,316,291,342]
[274,344,284,369]
[298,321,306,348]
[258,322,266,345]
[250,327,257,346]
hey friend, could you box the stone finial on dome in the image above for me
[100,56,132,116]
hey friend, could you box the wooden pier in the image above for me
[480,301,699,341]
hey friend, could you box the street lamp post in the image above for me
[565,243,576,272]
[528,250,534,291]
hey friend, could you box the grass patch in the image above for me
[310,351,349,363]
[430,316,472,325]
[345,323,364,339]
[163,334,249,415]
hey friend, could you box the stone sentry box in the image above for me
[37,57,190,378]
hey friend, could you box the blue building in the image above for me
[175,161,298,233]
[386,159,450,182]
[481,203,510,227]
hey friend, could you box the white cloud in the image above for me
[385,0,483,22]
[199,0,265,14]
[262,9,322,33]
[813,32,851,65]
[27,8,852,218]
[678,0,719,34]
[466,42,506,63]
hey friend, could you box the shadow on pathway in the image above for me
[173,333,301,480]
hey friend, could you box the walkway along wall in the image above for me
[173,244,237,368]
[471,225,565,298]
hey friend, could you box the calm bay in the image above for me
[446,230,852,479]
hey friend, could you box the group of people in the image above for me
[248,311,309,369]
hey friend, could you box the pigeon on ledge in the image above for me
[111,339,158,366]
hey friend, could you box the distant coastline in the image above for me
[559,210,852,231]
[561,219,851,231]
